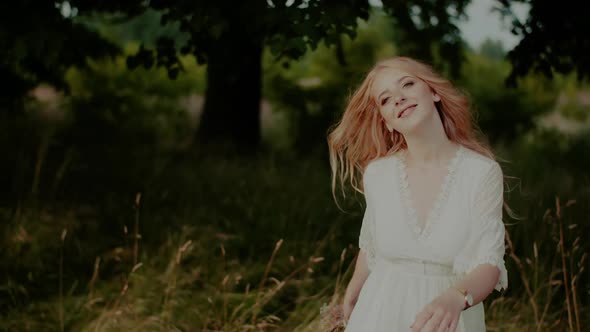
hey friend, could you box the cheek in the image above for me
[379,107,395,121]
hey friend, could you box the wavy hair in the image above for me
[327,56,494,200]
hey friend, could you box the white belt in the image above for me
[376,257,454,276]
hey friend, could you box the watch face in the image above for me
[466,293,474,306]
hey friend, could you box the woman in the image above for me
[327,57,508,332]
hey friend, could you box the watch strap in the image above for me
[452,287,471,310]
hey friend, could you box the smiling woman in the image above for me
[326,57,508,332]
[372,68,442,133]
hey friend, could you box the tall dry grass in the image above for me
[2,137,589,331]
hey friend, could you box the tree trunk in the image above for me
[198,31,263,150]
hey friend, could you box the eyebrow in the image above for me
[377,75,412,100]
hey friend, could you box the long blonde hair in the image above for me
[327,56,494,199]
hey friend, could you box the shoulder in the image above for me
[363,153,399,183]
[461,147,502,178]
[363,153,399,188]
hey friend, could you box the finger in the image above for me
[421,310,445,332]
[436,315,452,332]
[448,318,459,332]
[410,310,433,332]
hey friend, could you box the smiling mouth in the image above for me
[398,104,417,118]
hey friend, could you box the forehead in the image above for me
[371,67,413,96]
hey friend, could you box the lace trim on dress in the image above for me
[359,232,376,271]
[453,255,508,291]
[397,145,465,241]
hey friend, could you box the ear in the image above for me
[433,93,441,102]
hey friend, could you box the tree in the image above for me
[0,1,120,112]
[75,0,472,149]
[497,0,590,84]
[9,1,590,148]
[100,0,374,149]
[4,0,471,149]
[382,0,469,78]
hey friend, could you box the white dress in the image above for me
[345,145,508,332]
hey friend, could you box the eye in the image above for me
[380,97,390,106]
[403,81,414,88]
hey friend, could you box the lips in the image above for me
[398,104,417,118]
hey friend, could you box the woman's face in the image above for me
[371,67,440,135]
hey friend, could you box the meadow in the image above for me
[1,10,589,332]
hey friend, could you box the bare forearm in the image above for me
[410,264,501,331]
[345,250,370,300]
[453,263,501,306]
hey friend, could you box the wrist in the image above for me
[450,287,473,310]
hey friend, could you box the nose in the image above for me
[394,95,406,107]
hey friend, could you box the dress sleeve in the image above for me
[358,202,376,272]
[453,162,508,291]
[358,168,376,272]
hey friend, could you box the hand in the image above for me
[320,303,346,332]
[410,288,465,332]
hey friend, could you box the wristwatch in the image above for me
[453,287,474,310]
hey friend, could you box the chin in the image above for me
[395,116,423,135]
[405,109,440,134]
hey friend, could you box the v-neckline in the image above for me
[396,145,465,240]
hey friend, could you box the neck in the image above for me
[402,110,458,166]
